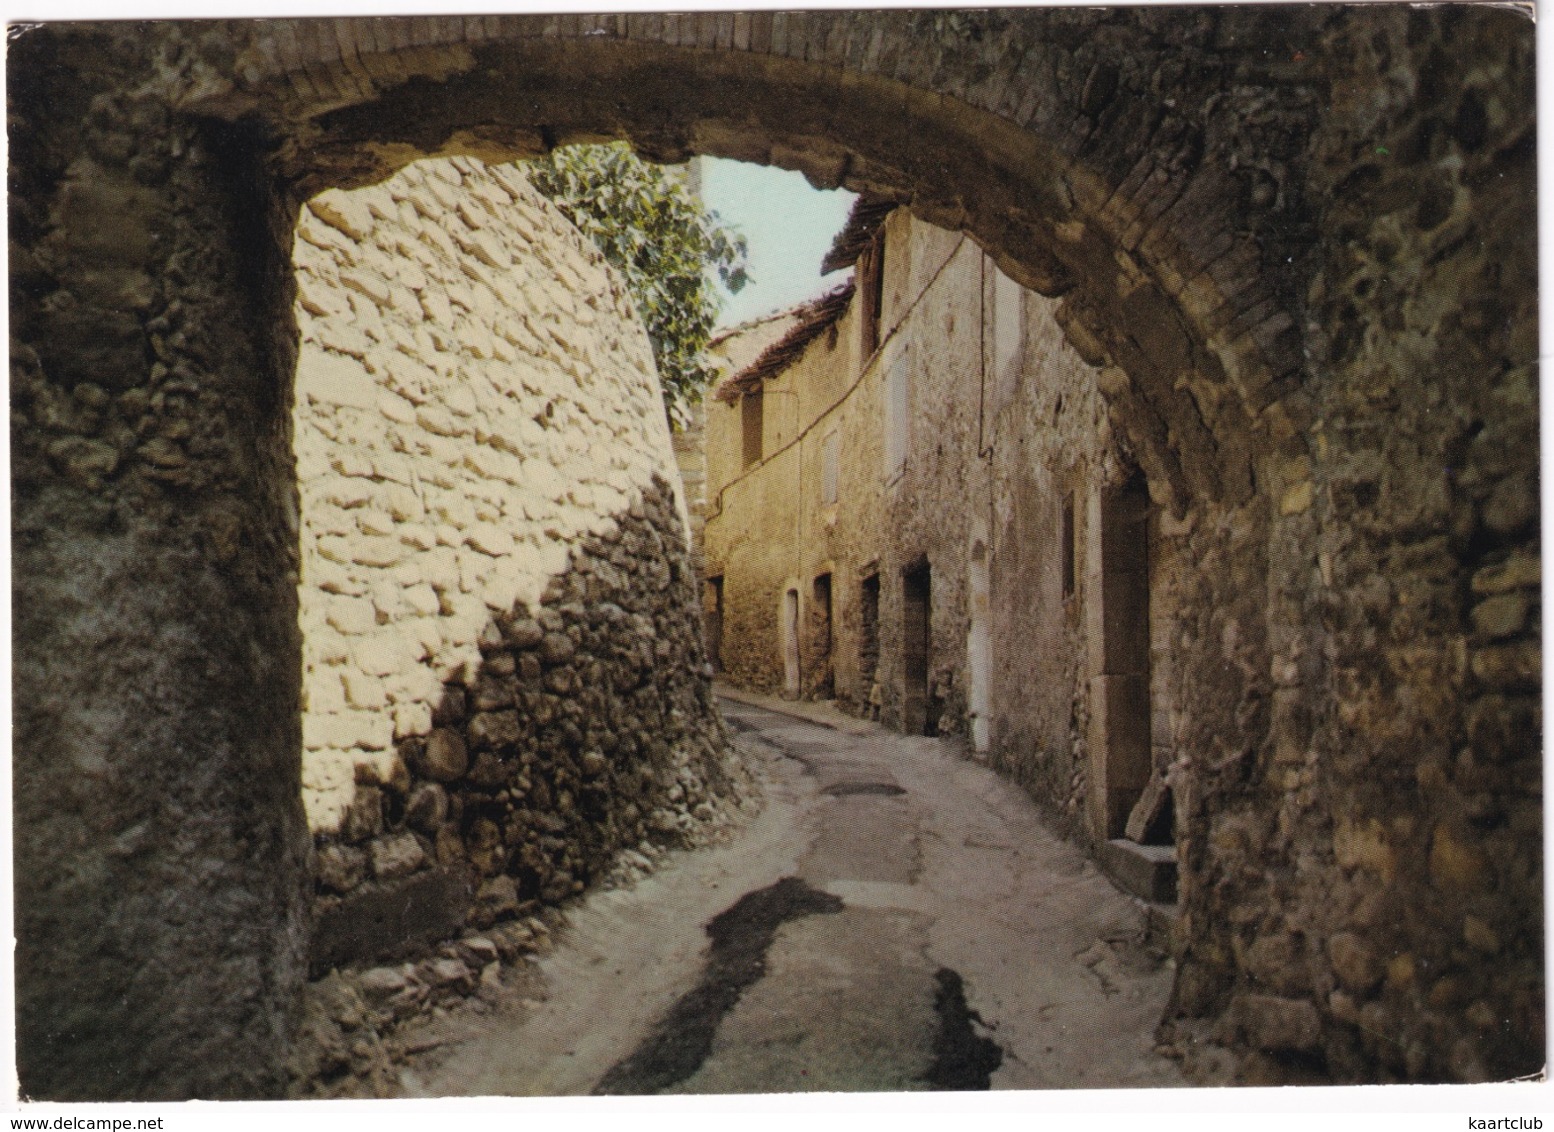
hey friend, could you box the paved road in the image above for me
[409,696,1184,1095]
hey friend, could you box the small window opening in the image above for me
[860,232,885,357]
[741,389,764,469]
[822,431,840,505]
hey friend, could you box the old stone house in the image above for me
[705,200,1180,893]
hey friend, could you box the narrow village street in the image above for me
[401,693,1185,1096]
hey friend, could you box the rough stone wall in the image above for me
[982,255,1115,821]
[865,216,984,735]
[700,411,803,693]
[703,128,1542,1086]
[1163,8,1542,1085]
[671,404,710,579]
[698,313,808,672]
[10,33,312,1099]
[291,156,732,970]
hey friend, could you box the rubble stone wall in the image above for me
[291,157,730,971]
[11,36,313,1097]
[1175,9,1543,1085]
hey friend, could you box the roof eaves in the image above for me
[714,280,856,403]
[820,195,897,275]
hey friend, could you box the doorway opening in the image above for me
[742,390,764,469]
[1088,473,1176,902]
[967,541,991,754]
[1089,473,1152,839]
[705,576,724,674]
[811,572,834,700]
[782,587,801,698]
[859,571,881,718]
[902,557,932,736]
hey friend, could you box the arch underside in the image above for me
[217,17,1319,518]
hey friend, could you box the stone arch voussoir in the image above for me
[167,10,1324,513]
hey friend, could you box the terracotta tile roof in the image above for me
[820,194,897,274]
[714,281,856,403]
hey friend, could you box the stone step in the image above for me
[1097,838,1177,904]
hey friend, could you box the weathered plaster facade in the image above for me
[11,9,1538,1096]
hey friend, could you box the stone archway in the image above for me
[10,7,1538,1097]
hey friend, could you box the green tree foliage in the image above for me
[525,143,749,428]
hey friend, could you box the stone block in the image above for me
[419,728,468,782]
[324,595,377,636]
[340,268,392,308]
[503,617,545,649]
[471,875,521,927]
[403,583,441,616]
[415,404,463,438]
[405,781,449,834]
[340,786,384,843]
[341,669,386,709]
[309,190,374,240]
[355,508,397,537]
[1327,931,1383,995]
[1462,915,1501,954]
[350,537,407,569]
[1469,642,1540,691]
[370,832,427,880]
[1471,593,1529,639]
[357,967,410,1002]
[1096,838,1176,903]
[1472,553,1540,595]
[353,636,410,677]
[307,670,348,716]
[539,631,577,665]
[1333,817,1396,882]
[445,383,480,417]
[308,558,366,597]
[469,710,521,749]
[316,844,366,894]
[310,865,477,975]
[391,699,435,743]
[1429,823,1487,889]
[322,480,375,509]
[467,524,517,557]
[398,523,438,551]
[303,710,392,752]
[1232,993,1322,1053]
